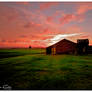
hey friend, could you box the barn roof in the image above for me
[47,39,76,48]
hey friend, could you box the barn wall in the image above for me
[55,40,76,54]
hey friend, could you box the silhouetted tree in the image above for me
[29,46,32,49]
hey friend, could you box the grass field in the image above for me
[0,48,92,90]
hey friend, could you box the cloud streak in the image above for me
[30,33,83,46]
[47,33,83,46]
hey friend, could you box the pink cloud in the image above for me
[24,22,35,28]
[54,10,65,17]
[40,2,59,10]
[1,39,7,43]
[59,13,84,25]
[0,6,19,22]
[60,14,75,25]
[35,23,42,27]
[16,2,30,5]
[76,4,92,15]
[58,3,92,26]
[46,16,53,22]
[24,21,42,29]
[19,35,28,38]
[66,25,82,34]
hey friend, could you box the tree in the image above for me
[29,46,32,48]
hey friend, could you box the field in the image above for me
[0,48,92,90]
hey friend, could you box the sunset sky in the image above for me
[0,2,92,48]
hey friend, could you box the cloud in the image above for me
[24,22,32,28]
[59,13,84,25]
[80,35,89,38]
[59,3,92,26]
[1,40,7,42]
[65,25,82,33]
[76,4,92,15]
[0,6,20,23]
[36,24,41,26]
[24,22,36,28]
[14,7,61,30]
[24,21,42,29]
[19,35,27,38]
[16,2,30,5]
[60,14,75,25]
[46,16,53,22]
[40,2,59,10]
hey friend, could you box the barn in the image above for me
[46,38,91,55]
[46,39,77,55]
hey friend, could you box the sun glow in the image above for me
[47,33,82,46]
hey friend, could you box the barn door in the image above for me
[52,47,56,55]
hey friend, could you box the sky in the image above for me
[0,2,92,48]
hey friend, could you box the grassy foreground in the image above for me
[0,49,92,90]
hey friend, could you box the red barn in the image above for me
[46,39,77,54]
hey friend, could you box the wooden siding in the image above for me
[55,39,76,54]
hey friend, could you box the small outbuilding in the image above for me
[88,46,92,54]
[76,39,89,55]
